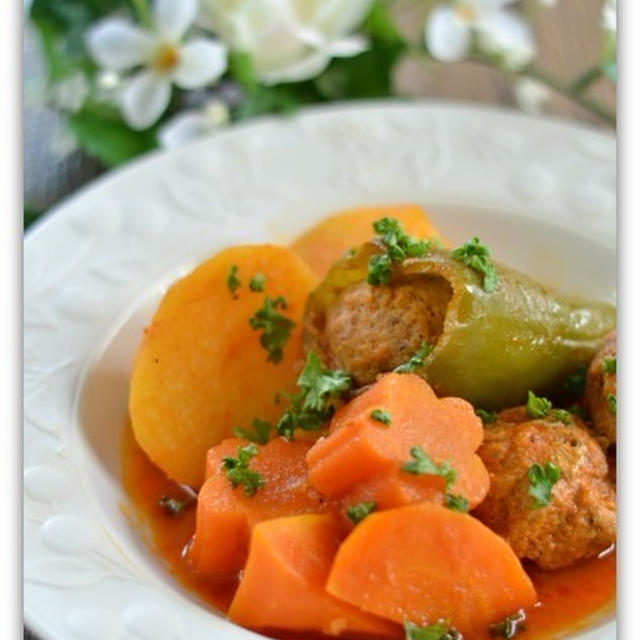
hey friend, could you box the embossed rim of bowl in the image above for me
[24,101,616,640]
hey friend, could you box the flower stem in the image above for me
[130,0,152,28]
[569,65,604,95]
[519,65,615,127]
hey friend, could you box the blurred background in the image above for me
[23,0,616,227]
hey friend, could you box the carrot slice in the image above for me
[228,514,400,638]
[327,503,538,633]
[187,438,328,578]
[291,204,448,277]
[306,373,489,511]
[129,245,318,487]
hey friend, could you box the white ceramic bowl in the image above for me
[24,102,616,640]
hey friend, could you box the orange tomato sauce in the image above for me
[122,424,615,640]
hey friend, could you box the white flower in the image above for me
[425,0,536,70]
[158,99,230,148]
[87,0,228,129]
[51,72,89,113]
[198,0,373,85]
[601,0,616,33]
[513,77,550,114]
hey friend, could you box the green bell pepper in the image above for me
[304,241,615,410]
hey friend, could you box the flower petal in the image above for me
[326,34,369,58]
[158,112,211,148]
[172,39,228,89]
[154,0,197,42]
[425,5,471,62]
[476,9,536,69]
[86,18,154,71]
[260,49,332,85]
[313,0,374,38]
[121,70,171,130]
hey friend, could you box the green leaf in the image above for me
[401,446,456,490]
[394,341,434,374]
[228,50,258,93]
[607,393,617,416]
[67,109,158,166]
[221,443,265,496]
[563,364,587,397]
[249,273,266,292]
[602,357,616,375]
[451,237,499,292]
[249,296,295,364]
[475,408,497,425]
[403,620,461,640]
[528,462,560,508]
[24,206,43,230]
[370,409,392,426]
[346,501,376,525]
[227,264,241,295]
[525,390,552,420]
[444,493,469,513]
[233,418,271,445]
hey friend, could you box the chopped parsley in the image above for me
[346,501,377,525]
[275,351,352,439]
[563,364,587,397]
[528,462,560,508]
[221,443,264,496]
[367,217,430,286]
[226,264,241,296]
[233,418,271,444]
[525,391,571,424]
[158,495,194,516]
[488,610,526,638]
[370,409,392,426]
[450,237,499,292]
[249,273,266,292]
[607,393,617,416]
[403,620,461,640]
[525,390,553,419]
[444,493,469,513]
[602,357,616,374]
[475,408,497,425]
[249,296,295,364]
[394,341,434,374]
[402,446,456,490]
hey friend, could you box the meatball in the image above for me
[305,275,452,386]
[474,415,616,570]
[585,330,616,444]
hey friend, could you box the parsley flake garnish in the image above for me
[550,408,572,425]
[488,610,526,639]
[402,446,456,490]
[525,391,553,419]
[275,352,352,439]
[367,217,430,286]
[528,462,560,508]
[370,409,392,426]
[233,418,271,444]
[158,495,194,516]
[563,364,587,397]
[394,341,434,374]
[221,443,264,496]
[607,393,617,416]
[249,296,295,364]
[444,493,469,513]
[249,273,266,292]
[226,264,241,296]
[451,237,499,292]
[346,501,377,525]
[602,357,616,374]
[475,408,497,425]
[403,620,462,640]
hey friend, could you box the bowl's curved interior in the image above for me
[74,203,616,637]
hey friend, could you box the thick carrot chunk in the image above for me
[327,503,538,633]
[228,514,400,638]
[187,438,327,578]
[129,245,318,487]
[306,373,489,511]
[291,204,448,277]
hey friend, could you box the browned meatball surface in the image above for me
[308,275,451,386]
[475,416,616,570]
[585,330,616,445]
